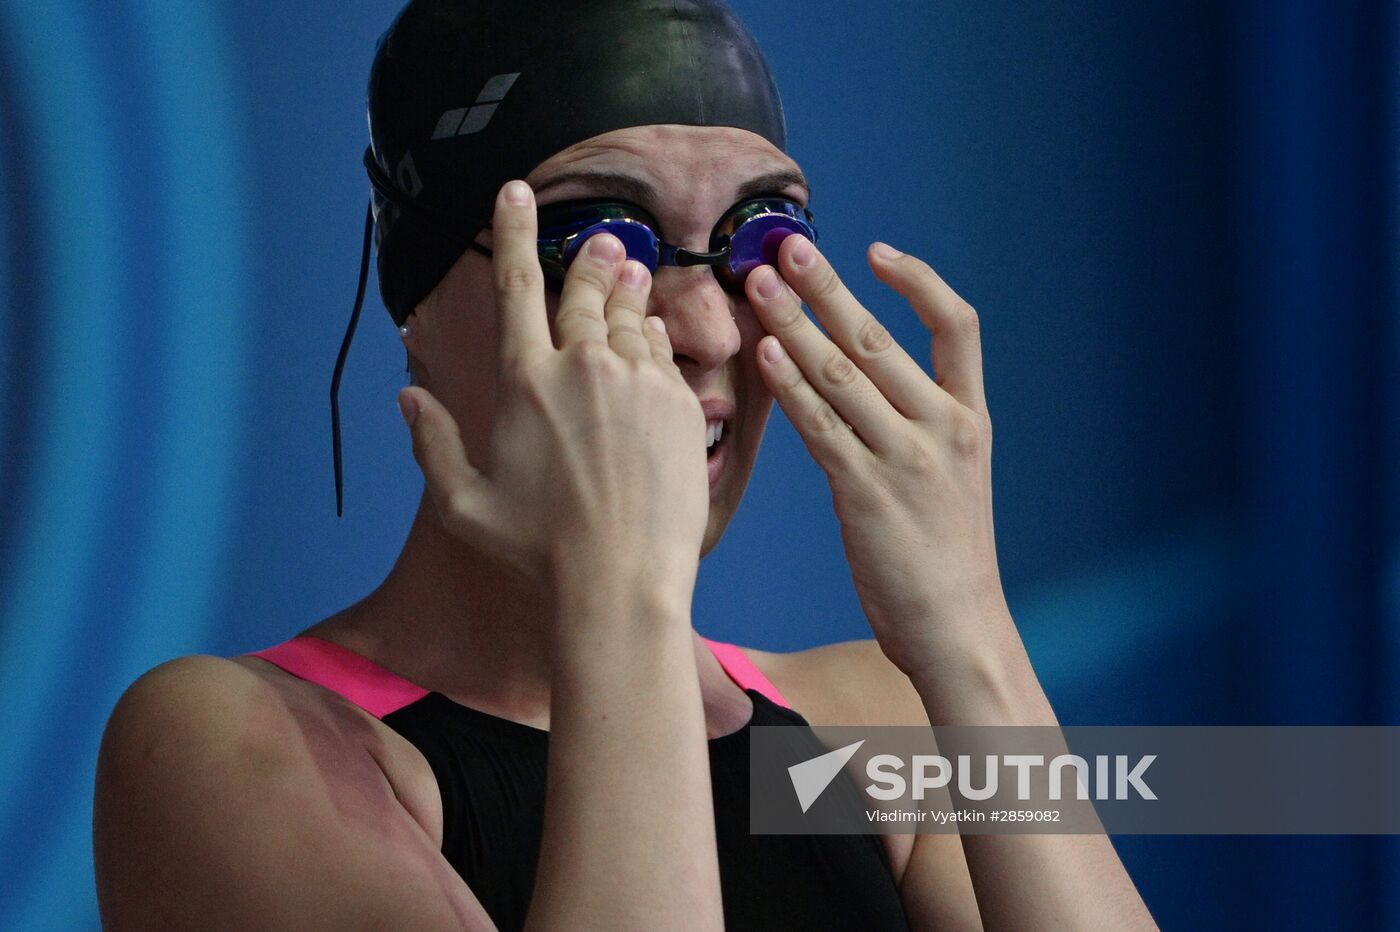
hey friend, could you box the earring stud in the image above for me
[398,324,411,337]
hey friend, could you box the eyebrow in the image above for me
[531,167,811,207]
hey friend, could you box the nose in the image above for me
[647,266,742,374]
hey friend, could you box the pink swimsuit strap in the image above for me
[245,632,791,719]
[698,636,792,709]
[245,634,428,719]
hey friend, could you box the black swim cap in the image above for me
[369,0,788,326]
[332,0,789,516]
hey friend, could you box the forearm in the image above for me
[906,603,1157,931]
[525,571,722,932]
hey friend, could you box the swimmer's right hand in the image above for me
[397,179,710,601]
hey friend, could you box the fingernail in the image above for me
[645,316,666,333]
[761,337,786,364]
[504,180,531,206]
[618,259,648,288]
[397,391,418,427]
[791,238,817,269]
[754,265,784,300]
[872,242,902,260]
[586,232,624,262]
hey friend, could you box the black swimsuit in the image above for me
[245,634,912,931]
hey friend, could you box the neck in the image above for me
[308,492,747,731]
[317,494,556,716]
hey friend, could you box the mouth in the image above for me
[697,394,739,489]
[705,418,727,458]
[699,399,735,488]
[704,417,732,488]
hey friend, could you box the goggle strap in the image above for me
[331,206,496,519]
[364,148,490,241]
[331,199,376,518]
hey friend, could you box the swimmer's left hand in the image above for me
[747,237,1011,682]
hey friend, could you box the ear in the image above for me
[399,312,425,387]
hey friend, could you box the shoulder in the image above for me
[96,653,348,817]
[94,653,474,929]
[101,654,271,753]
[96,654,298,812]
[98,651,439,835]
[94,654,291,923]
[101,652,374,756]
[738,638,930,727]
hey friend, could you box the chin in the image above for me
[700,513,726,559]
[700,432,763,559]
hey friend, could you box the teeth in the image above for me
[706,420,725,450]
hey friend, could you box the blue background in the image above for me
[1,1,1396,928]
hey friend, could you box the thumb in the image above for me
[398,386,487,535]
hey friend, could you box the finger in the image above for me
[643,314,677,370]
[554,231,624,349]
[605,259,654,361]
[770,234,946,423]
[867,243,988,417]
[755,333,862,472]
[398,386,488,540]
[747,261,902,457]
[491,180,551,372]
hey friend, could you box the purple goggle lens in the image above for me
[725,212,812,284]
[559,217,663,272]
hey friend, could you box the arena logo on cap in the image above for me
[431,72,522,139]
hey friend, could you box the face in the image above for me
[402,123,810,557]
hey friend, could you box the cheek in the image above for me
[734,307,771,390]
[422,302,498,450]
[733,315,777,436]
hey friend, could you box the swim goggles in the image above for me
[332,148,818,516]
[528,195,817,293]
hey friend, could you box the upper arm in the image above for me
[754,639,984,930]
[94,654,495,931]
